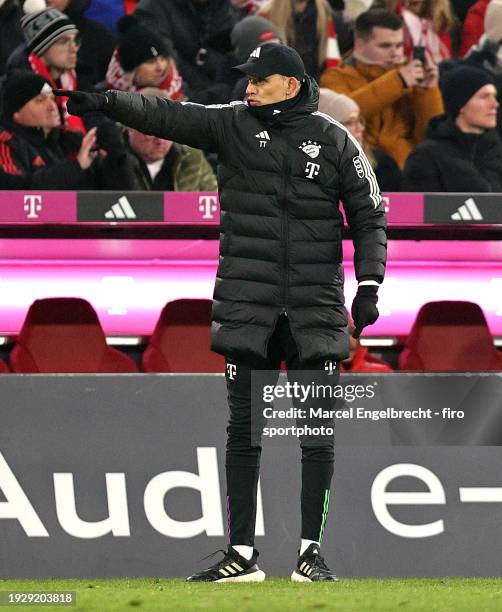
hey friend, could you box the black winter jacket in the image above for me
[105,77,387,361]
[403,114,502,192]
[0,119,134,190]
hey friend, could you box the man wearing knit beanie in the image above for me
[452,1,502,139]
[104,15,183,99]
[4,8,85,133]
[21,8,79,60]
[0,69,135,190]
[404,66,502,191]
[441,65,496,120]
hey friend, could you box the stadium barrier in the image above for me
[1,373,501,578]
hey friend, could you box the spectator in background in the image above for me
[260,0,341,82]
[457,0,502,137]
[105,15,183,99]
[125,91,217,192]
[321,9,443,168]
[44,0,116,88]
[403,66,502,191]
[230,15,283,99]
[0,70,134,189]
[126,127,218,191]
[318,88,402,191]
[7,8,86,133]
[374,0,455,62]
[134,0,237,104]
[341,315,393,372]
[0,0,24,75]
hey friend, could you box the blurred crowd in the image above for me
[0,0,502,191]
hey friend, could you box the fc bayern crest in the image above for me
[299,140,321,159]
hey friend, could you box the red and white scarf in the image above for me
[398,6,452,63]
[326,17,341,68]
[28,52,86,134]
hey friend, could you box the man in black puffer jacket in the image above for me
[57,43,387,583]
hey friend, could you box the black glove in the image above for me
[351,284,379,339]
[54,90,110,116]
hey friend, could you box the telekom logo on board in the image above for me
[198,195,218,220]
[23,195,43,219]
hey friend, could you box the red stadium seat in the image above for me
[142,299,224,372]
[398,301,502,371]
[0,357,10,373]
[10,298,138,373]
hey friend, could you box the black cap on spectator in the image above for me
[231,16,282,64]
[1,70,53,118]
[234,43,306,82]
[442,66,496,118]
[21,8,78,56]
[117,15,173,72]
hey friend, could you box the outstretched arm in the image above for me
[55,90,224,152]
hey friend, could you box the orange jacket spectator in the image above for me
[321,58,443,168]
[321,9,443,168]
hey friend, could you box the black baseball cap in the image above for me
[234,43,306,81]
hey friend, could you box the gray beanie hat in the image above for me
[21,8,78,56]
[231,16,282,64]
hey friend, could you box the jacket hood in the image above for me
[426,113,499,142]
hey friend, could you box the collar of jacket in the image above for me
[246,75,319,127]
[425,113,500,154]
[0,117,61,146]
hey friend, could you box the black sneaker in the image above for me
[291,543,339,582]
[187,546,266,582]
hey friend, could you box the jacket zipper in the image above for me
[281,154,290,317]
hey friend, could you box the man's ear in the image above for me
[12,111,20,124]
[286,77,298,96]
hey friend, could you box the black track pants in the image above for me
[224,315,339,546]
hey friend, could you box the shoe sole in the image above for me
[291,571,312,582]
[216,570,266,583]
